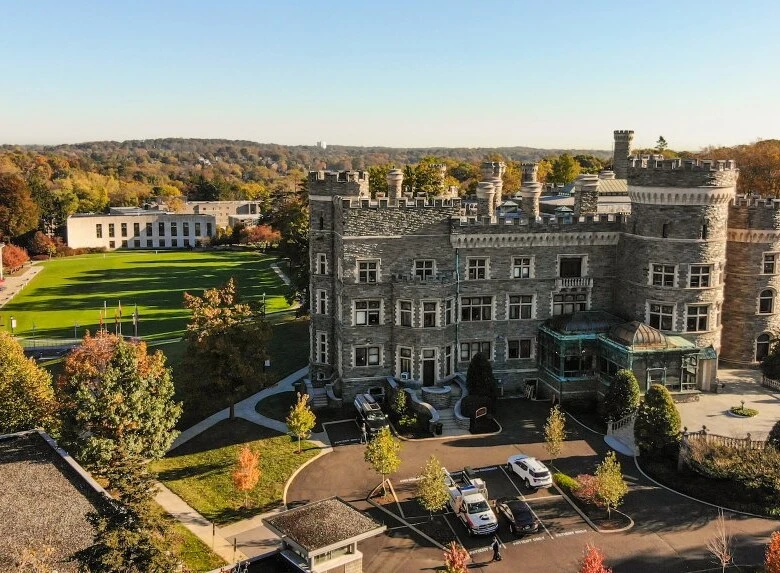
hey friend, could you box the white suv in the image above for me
[507,454,553,489]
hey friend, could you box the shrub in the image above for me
[762,345,780,381]
[459,394,490,418]
[574,474,603,508]
[769,420,780,450]
[729,404,758,417]
[466,352,497,408]
[634,384,681,457]
[553,472,580,494]
[2,243,29,272]
[602,369,640,423]
[27,231,55,257]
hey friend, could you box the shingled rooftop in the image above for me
[265,497,383,552]
[0,431,102,572]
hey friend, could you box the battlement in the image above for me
[339,195,463,209]
[308,170,370,198]
[309,170,369,184]
[614,130,635,140]
[452,212,626,228]
[628,157,739,189]
[731,195,780,209]
[629,157,737,171]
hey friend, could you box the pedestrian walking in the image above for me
[360,422,368,444]
[491,535,502,562]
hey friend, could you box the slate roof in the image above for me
[545,311,624,335]
[264,497,383,553]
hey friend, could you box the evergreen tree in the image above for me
[761,343,780,380]
[768,420,780,450]
[286,392,316,454]
[602,369,641,423]
[656,136,668,152]
[466,352,498,407]
[634,384,681,456]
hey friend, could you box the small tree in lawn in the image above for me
[286,392,316,454]
[443,540,470,573]
[594,451,628,519]
[232,446,261,509]
[364,426,401,494]
[416,455,449,520]
[544,405,567,463]
[466,352,498,409]
[766,530,780,573]
[707,509,733,573]
[634,383,681,457]
[602,369,640,423]
[579,544,612,573]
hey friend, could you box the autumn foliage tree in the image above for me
[443,541,470,573]
[0,173,39,238]
[239,224,281,249]
[286,392,316,454]
[416,455,449,518]
[2,243,29,273]
[364,426,402,494]
[766,530,780,573]
[579,544,612,573]
[232,446,261,508]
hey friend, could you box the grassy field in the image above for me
[151,419,318,525]
[0,250,291,341]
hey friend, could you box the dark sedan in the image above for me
[496,498,540,536]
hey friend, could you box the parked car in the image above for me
[496,497,540,536]
[507,454,553,489]
[354,393,389,437]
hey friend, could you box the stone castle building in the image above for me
[307,130,780,406]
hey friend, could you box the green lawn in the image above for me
[152,504,227,571]
[151,419,318,525]
[255,391,353,433]
[0,250,291,341]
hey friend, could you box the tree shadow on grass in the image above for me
[154,461,229,482]
[168,419,284,457]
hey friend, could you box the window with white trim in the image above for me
[398,300,412,327]
[512,257,532,279]
[444,298,453,325]
[764,253,777,274]
[686,305,709,332]
[358,260,378,283]
[759,289,775,314]
[422,301,438,327]
[315,331,328,364]
[444,345,452,376]
[414,259,435,279]
[461,296,492,321]
[355,300,381,325]
[460,341,491,362]
[355,346,380,367]
[96,224,103,238]
[689,265,711,288]
[508,339,533,359]
[651,264,676,287]
[398,347,412,376]
[316,253,327,275]
[757,333,771,362]
[648,302,674,331]
[553,293,587,316]
[559,256,584,278]
[467,258,488,280]
[508,295,533,320]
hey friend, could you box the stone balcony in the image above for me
[556,277,593,290]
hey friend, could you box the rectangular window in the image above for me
[444,345,452,376]
[355,346,380,366]
[317,253,327,275]
[651,264,676,287]
[158,222,165,236]
[422,301,437,327]
[686,305,709,332]
[355,300,380,325]
[553,293,587,316]
[764,253,777,274]
[649,303,674,331]
[358,260,378,283]
[96,224,103,238]
[109,240,115,249]
[316,332,328,364]
[399,347,412,376]
[689,265,711,288]
[108,223,115,238]
[512,257,532,279]
[121,240,128,248]
[184,239,190,247]
[414,259,435,280]
[159,239,166,248]
[183,222,189,236]
[444,299,453,325]
[121,223,128,237]
[133,222,140,236]
[316,289,327,315]
[461,296,492,321]
[460,341,491,362]
[146,239,153,247]
[399,300,412,327]
[146,222,152,236]
[134,240,141,248]
[559,257,583,278]
[508,295,533,320]
[171,238,178,247]
[467,258,488,280]
[508,339,532,359]
[195,222,201,236]
[206,223,213,237]
[171,222,178,236]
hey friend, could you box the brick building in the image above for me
[308,130,778,406]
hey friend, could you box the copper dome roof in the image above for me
[609,321,669,349]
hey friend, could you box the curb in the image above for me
[389,418,503,442]
[281,443,333,506]
[551,483,634,533]
[563,411,606,436]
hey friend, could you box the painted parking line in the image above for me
[500,465,554,540]
[332,438,361,445]
[399,476,421,484]
[443,514,465,548]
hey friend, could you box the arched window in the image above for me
[756,333,771,362]
[759,289,775,314]
[662,223,669,238]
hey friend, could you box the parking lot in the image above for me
[323,419,362,446]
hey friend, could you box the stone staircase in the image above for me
[304,380,328,409]
[436,409,461,433]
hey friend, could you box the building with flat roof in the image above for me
[180,200,264,228]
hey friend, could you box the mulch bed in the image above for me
[563,489,632,531]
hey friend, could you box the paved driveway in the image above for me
[286,399,778,572]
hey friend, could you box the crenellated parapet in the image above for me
[308,170,370,198]
[728,194,780,232]
[338,195,463,209]
[628,158,738,187]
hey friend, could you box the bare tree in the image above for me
[707,509,733,573]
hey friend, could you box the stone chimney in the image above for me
[475,181,496,221]
[573,173,600,216]
[481,161,506,209]
[613,130,634,179]
[519,162,542,219]
[598,170,616,180]
[386,169,403,201]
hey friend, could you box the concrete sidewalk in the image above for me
[0,263,43,308]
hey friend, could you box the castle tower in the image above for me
[616,157,738,388]
[613,130,634,179]
[722,193,780,365]
[573,173,600,216]
[475,181,496,221]
[481,161,506,211]
[386,169,403,201]
[519,162,542,219]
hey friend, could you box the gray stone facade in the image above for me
[308,131,777,403]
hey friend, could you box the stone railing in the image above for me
[681,427,767,452]
[450,374,471,429]
[606,412,637,455]
[555,277,593,289]
[606,412,636,435]
[762,376,780,392]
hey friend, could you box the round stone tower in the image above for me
[616,158,738,358]
[520,162,542,219]
[721,195,780,365]
[613,130,634,180]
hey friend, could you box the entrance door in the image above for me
[422,349,436,386]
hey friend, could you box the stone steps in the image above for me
[436,409,461,431]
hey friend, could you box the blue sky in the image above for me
[1,0,778,149]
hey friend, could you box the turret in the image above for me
[519,162,542,219]
[387,169,403,201]
[613,130,634,180]
[481,161,506,210]
[475,181,496,221]
[573,174,600,216]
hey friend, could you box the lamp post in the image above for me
[262,291,266,317]
[74,321,79,340]
[0,241,5,282]
[10,316,16,336]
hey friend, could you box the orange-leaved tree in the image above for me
[579,544,612,573]
[232,446,261,509]
[443,541,469,573]
[766,531,780,573]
